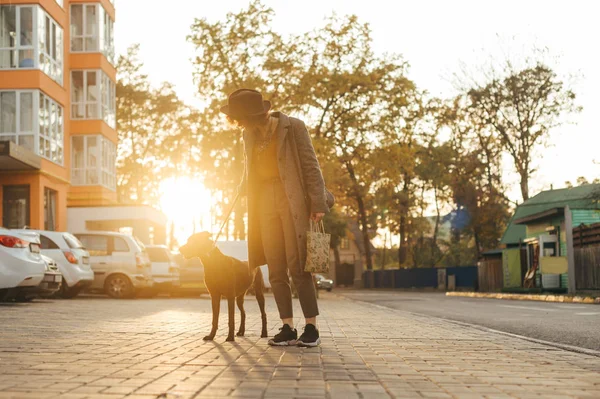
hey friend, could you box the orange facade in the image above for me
[0,0,117,231]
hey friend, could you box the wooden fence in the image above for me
[572,223,600,290]
[574,246,600,290]
[573,222,600,248]
[477,259,503,292]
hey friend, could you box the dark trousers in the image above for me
[258,179,319,319]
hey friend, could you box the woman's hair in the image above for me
[226,112,270,128]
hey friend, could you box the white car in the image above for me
[315,274,334,291]
[11,254,63,302]
[74,232,154,299]
[13,230,93,298]
[0,228,46,301]
[145,245,180,294]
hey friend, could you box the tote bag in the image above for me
[304,220,331,273]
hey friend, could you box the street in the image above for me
[338,290,600,352]
[1,292,600,398]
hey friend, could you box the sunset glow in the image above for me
[159,177,214,247]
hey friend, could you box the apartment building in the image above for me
[0,0,117,231]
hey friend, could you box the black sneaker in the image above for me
[268,324,298,346]
[297,324,320,347]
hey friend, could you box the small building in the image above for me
[329,220,376,288]
[499,184,600,291]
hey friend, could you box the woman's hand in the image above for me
[311,213,325,223]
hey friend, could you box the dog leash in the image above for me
[212,192,241,247]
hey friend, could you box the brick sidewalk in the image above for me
[0,293,599,399]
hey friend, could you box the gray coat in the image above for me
[238,112,329,271]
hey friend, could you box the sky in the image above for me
[114,0,599,209]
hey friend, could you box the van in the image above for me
[74,232,153,299]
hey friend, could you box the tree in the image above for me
[565,176,600,188]
[187,0,303,239]
[323,209,349,273]
[188,3,420,269]
[116,45,191,205]
[437,98,511,262]
[465,62,580,202]
[293,15,420,270]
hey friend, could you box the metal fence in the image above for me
[363,266,477,290]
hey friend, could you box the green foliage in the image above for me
[565,177,600,188]
[112,1,578,269]
[465,63,580,202]
[323,209,349,250]
[116,45,194,205]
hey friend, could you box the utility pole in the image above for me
[564,205,577,294]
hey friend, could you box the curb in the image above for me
[335,292,600,358]
[446,291,600,304]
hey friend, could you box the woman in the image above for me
[221,88,331,347]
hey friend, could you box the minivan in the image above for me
[75,232,153,299]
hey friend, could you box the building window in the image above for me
[38,8,63,83]
[340,238,350,250]
[101,9,115,64]
[70,3,114,64]
[0,6,34,69]
[0,90,63,164]
[44,187,57,231]
[71,135,116,190]
[0,5,63,84]
[38,91,64,163]
[2,185,30,229]
[71,70,115,128]
[0,91,34,151]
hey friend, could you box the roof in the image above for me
[514,208,564,225]
[501,184,600,245]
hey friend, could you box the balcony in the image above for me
[0,140,41,171]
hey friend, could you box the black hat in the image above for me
[220,89,271,118]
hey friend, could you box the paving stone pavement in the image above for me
[0,292,599,399]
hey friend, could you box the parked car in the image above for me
[0,228,46,301]
[171,253,208,296]
[12,254,63,302]
[145,245,180,294]
[74,232,153,299]
[315,274,333,291]
[12,229,93,298]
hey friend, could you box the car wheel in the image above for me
[59,280,82,299]
[15,293,34,302]
[104,274,134,299]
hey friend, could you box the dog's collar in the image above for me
[206,245,219,257]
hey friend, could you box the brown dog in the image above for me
[179,232,268,342]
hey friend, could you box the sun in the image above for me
[159,177,213,246]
